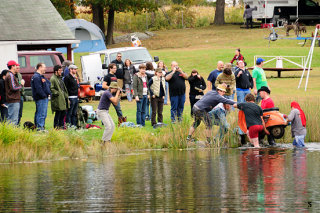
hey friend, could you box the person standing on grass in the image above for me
[50,65,69,129]
[31,63,51,131]
[287,101,307,148]
[111,52,125,90]
[148,68,166,127]
[97,82,121,144]
[158,61,169,105]
[243,4,257,29]
[145,62,155,121]
[258,86,276,146]
[188,69,206,116]
[0,70,8,122]
[207,61,224,91]
[252,58,270,103]
[230,48,246,65]
[102,63,126,126]
[133,64,149,127]
[123,59,136,102]
[234,94,270,148]
[235,60,253,103]
[64,64,79,128]
[187,84,236,144]
[5,61,22,125]
[215,67,236,100]
[165,61,188,123]
[15,65,25,126]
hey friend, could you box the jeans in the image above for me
[18,96,24,125]
[0,105,8,122]
[112,101,123,118]
[151,96,164,126]
[209,107,229,140]
[54,110,66,129]
[66,98,78,127]
[136,95,148,126]
[34,98,48,129]
[246,17,253,29]
[293,135,305,148]
[164,81,169,105]
[97,109,115,142]
[7,102,20,125]
[236,89,251,103]
[125,84,133,102]
[170,94,185,122]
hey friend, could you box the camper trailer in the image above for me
[244,0,320,25]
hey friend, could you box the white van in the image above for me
[244,0,320,25]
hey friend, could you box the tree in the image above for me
[51,0,76,19]
[80,0,158,45]
[214,0,225,25]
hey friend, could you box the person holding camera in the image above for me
[97,82,121,144]
[165,61,188,123]
[188,69,206,116]
[215,67,236,100]
[102,63,126,126]
[148,68,166,127]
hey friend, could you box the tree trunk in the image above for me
[233,0,236,7]
[214,0,225,25]
[106,8,115,45]
[70,0,75,18]
[92,4,105,35]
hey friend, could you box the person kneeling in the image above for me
[234,94,269,148]
[187,84,235,144]
[97,82,121,144]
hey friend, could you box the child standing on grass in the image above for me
[287,101,307,148]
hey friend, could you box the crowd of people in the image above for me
[0,49,307,148]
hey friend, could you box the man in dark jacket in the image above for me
[0,70,9,122]
[31,63,51,131]
[64,64,79,128]
[50,65,69,129]
[5,60,22,125]
[234,60,253,103]
[111,52,125,90]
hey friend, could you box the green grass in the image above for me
[1,24,320,162]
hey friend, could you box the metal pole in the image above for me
[304,28,318,91]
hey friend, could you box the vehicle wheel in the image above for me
[270,125,285,139]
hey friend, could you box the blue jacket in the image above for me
[31,72,51,101]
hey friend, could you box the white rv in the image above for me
[244,0,320,25]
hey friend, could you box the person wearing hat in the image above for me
[97,82,121,143]
[31,63,51,131]
[4,60,22,125]
[148,68,166,127]
[187,84,236,144]
[64,64,80,128]
[252,58,270,103]
[0,70,9,122]
[258,86,276,146]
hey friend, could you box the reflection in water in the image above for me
[0,148,320,211]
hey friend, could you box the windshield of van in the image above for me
[304,0,317,7]
[110,49,153,64]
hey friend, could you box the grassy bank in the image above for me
[1,25,320,162]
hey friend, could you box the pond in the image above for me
[1,144,320,212]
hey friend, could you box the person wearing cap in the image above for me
[258,86,276,146]
[234,94,270,148]
[4,60,22,125]
[50,65,69,129]
[207,61,224,91]
[97,82,121,143]
[252,58,270,103]
[15,64,25,126]
[148,68,166,127]
[215,67,236,100]
[64,64,80,128]
[187,84,236,144]
[31,63,51,131]
[0,70,9,122]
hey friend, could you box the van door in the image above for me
[81,54,104,87]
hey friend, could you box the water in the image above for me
[1,144,320,212]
